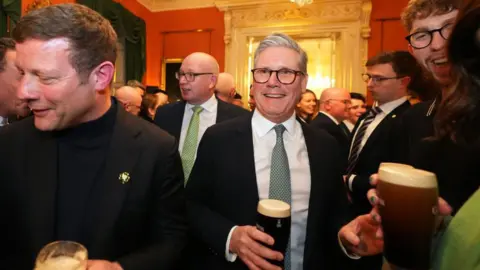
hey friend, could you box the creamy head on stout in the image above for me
[378,166,437,189]
[378,162,413,172]
[35,250,87,270]
[257,199,291,218]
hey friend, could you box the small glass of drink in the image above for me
[35,241,88,270]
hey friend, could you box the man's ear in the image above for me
[407,44,414,54]
[209,75,218,89]
[229,87,236,98]
[89,61,115,91]
[401,76,412,88]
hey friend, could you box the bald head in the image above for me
[319,88,351,122]
[179,52,220,105]
[215,72,235,103]
[183,52,219,74]
[116,86,142,116]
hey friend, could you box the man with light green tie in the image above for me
[154,52,249,183]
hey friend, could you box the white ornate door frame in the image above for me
[216,0,372,99]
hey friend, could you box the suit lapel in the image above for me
[85,108,142,252]
[360,101,410,157]
[171,102,186,140]
[216,98,228,123]
[26,126,58,252]
[234,116,259,206]
[300,122,323,266]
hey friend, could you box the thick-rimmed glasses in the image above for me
[175,71,213,82]
[362,74,404,84]
[251,68,305,85]
[405,23,454,49]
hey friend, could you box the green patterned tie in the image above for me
[269,124,291,270]
[181,105,203,184]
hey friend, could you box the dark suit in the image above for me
[154,98,249,140]
[347,100,410,270]
[0,107,187,270]
[348,100,411,211]
[185,115,353,270]
[310,112,350,163]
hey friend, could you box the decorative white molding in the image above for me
[219,0,372,98]
[137,0,216,12]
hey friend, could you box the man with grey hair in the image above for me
[186,33,368,270]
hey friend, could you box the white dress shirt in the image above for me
[226,110,311,270]
[348,96,408,190]
[343,120,354,132]
[349,96,407,156]
[178,94,218,157]
[319,111,340,125]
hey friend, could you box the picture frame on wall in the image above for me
[161,58,183,102]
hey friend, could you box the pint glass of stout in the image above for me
[256,199,291,267]
[377,164,438,269]
[34,241,88,270]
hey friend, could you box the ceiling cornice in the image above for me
[137,0,215,12]
[136,0,342,12]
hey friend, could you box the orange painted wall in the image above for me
[22,0,75,15]
[145,7,225,87]
[366,0,410,102]
[368,0,410,58]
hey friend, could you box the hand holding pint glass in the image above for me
[376,164,439,269]
[229,199,290,270]
[35,241,87,270]
[256,199,291,267]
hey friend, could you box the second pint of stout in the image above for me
[377,164,438,269]
[256,199,291,267]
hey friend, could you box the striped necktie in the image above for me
[269,124,291,270]
[346,107,382,176]
[181,105,203,184]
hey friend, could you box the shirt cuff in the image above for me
[348,174,356,192]
[338,234,361,260]
[225,226,238,262]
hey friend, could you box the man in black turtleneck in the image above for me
[0,4,186,270]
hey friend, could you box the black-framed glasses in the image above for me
[405,23,454,49]
[175,71,213,82]
[362,74,404,84]
[251,68,305,85]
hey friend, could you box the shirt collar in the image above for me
[319,111,340,125]
[378,96,408,115]
[343,120,354,131]
[0,116,7,126]
[252,110,297,138]
[186,94,217,113]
